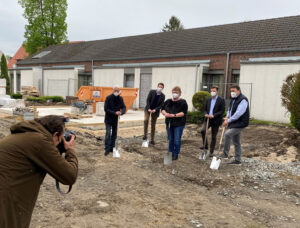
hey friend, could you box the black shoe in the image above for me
[142,136,147,140]
[200,146,208,150]
[150,140,155,145]
[209,153,214,157]
[174,155,178,160]
[104,150,110,156]
[219,154,228,159]
[228,160,241,165]
[110,148,113,152]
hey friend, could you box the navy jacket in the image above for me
[228,94,249,129]
[104,94,126,125]
[144,90,165,117]
[204,96,225,126]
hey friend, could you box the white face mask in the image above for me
[113,92,119,96]
[211,91,217,97]
[157,87,163,92]
[172,93,179,99]
[231,92,237,98]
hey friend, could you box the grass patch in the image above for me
[250,119,292,127]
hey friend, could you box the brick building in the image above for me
[11,15,300,122]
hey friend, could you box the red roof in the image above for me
[8,46,28,69]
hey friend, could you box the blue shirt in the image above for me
[227,99,248,123]
[209,96,218,115]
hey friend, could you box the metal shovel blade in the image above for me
[210,156,221,170]
[164,152,172,165]
[142,140,149,147]
[199,150,207,160]
[113,147,120,158]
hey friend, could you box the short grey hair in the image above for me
[112,85,120,90]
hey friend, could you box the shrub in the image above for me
[192,91,210,111]
[11,93,23,99]
[43,96,64,102]
[281,72,300,132]
[186,111,205,124]
[26,97,47,103]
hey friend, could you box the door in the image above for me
[139,74,152,108]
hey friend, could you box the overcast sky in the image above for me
[1,0,300,56]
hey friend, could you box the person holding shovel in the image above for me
[201,86,225,157]
[143,82,166,145]
[104,85,126,156]
[162,86,188,160]
[221,85,249,164]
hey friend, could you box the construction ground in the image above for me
[0,107,299,228]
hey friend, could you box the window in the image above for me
[32,51,51,59]
[124,74,134,88]
[78,75,92,88]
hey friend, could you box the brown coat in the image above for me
[0,120,78,228]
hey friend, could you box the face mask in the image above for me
[231,92,237,98]
[172,93,179,99]
[157,88,163,92]
[211,91,217,97]
[113,92,119,96]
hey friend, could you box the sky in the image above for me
[1,0,300,56]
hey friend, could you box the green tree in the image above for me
[162,16,184,32]
[18,0,68,55]
[0,54,10,94]
[192,91,210,111]
[281,72,300,131]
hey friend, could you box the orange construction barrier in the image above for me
[76,86,139,113]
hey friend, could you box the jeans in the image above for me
[168,126,185,156]
[201,119,220,154]
[105,123,117,152]
[223,128,243,162]
[144,111,158,141]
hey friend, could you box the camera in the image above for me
[57,131,76,154]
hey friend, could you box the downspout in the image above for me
[224,52,230,99]
[41,67,44,96]
[193,64,200,111]
[91,60,94,86]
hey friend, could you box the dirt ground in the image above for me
[0,117,299,228]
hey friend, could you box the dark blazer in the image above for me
[144,90,165,117]
[204,96,225,126]
[104,94,126,125]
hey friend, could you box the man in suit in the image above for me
[201,85,225,157]
[143,82,166,145]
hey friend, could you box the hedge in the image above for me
[11,93,23,99]
[186,111,205,124]
[26,96,64,103]
[192,91,210,111]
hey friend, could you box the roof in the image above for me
[8,46,28,69]
[18,15,300,65]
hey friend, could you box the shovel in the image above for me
[199,118,210,160]
[142,113,151,147]
[164,152,172,165]
[113,116,121,158]
[210,126,225,170]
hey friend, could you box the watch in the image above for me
[174,114,176,117]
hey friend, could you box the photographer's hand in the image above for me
[64,135,75,150]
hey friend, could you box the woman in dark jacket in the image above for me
[162,86,188,160]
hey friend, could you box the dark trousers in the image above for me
[105,123,117,152]
[201,119,219,154]
[144,111,158,141]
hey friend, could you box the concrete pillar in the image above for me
[13,70,17,93]
[133,68,140,109]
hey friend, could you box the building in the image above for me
[12,15,300,122]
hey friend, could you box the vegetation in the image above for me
[0,54,10,94]
[26,96,64,103]
[192,91,210,112]
[11,93,23,99]
[281,72,300,132]
[18,0,68,55]
[162,16,184,32]
[186,111,205,124]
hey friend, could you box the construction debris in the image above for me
[64,112,93,120]
[21,86,40,98]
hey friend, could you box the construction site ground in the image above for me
[0,116,299,228]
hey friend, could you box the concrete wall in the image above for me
[94,68,124,87]
[152,66,205,110]
[43,69,78,97]
[240,62,300,123]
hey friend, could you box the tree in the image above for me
[162,16,184,32]
[192,91,210,111]
[281,72,300,131]
[0,54,10,94]
[18,0,68,55]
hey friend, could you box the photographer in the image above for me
[0,115,78,228]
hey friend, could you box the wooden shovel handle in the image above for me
[219,127,226,145]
